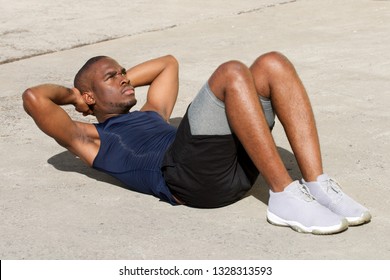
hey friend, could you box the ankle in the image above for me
[269,179,294,193]
[303,173,329,184]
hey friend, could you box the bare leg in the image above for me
[249,52,323,182]
[209,51,324,190]
[207,52,365,233]
[208,60,291,192]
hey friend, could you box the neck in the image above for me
[95,111,128,123]
[93,103,134,122]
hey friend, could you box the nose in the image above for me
[120,75,130,86]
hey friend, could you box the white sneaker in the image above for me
[304,174,371,226]
[267,181,348,235]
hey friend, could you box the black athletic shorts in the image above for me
[162,109,259,208]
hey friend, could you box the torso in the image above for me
[90,111,177,202]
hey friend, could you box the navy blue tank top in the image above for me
[92,111,177,204]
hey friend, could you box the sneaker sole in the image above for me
[346,211,372,226]
[266,210,348,235]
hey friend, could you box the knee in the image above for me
[251,51,294,74]
[208,60,252,101]
[215,60,250,81]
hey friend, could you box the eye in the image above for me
[104,71,118,81]
[121,69,127,76]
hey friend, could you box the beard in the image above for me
[110,98,137,113]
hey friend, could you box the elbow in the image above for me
[22,88,37,115]
[166,55,179,79]
[22,87,34,101]
[165,54,179,68]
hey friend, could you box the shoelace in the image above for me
[298,183,316,202]
[324,178,342,194]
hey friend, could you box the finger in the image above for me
[72,87,81,95]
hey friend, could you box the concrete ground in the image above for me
[1,0,389,259]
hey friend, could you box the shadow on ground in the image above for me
[245,147,302,205]
[47,148,300,207]
[47,116,301,205]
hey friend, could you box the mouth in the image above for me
[122,86,135,96]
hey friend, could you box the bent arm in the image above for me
[126,55,179,121]
[22,84,98,165]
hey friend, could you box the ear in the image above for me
[81,91,96,105]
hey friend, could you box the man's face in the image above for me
[89,57,136,114]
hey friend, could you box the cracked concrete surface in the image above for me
[1,0,390,259]
[0,0,289,64]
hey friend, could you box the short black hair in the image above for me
[73,56,108,92]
